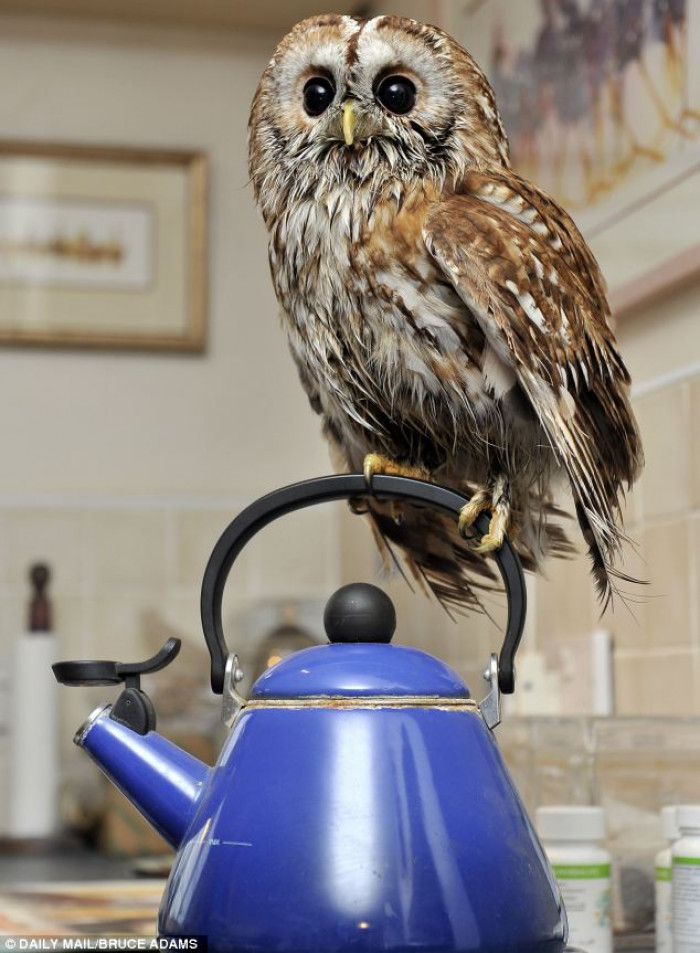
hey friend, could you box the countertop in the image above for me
[0,847,655,951]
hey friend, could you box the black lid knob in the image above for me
[323,583,396,644]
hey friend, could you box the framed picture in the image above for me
[0,141,207,350]
[446,1,700,316]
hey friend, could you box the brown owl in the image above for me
[248,14,643,612]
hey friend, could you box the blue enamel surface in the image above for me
[80,707,210,848]
[251,642,470,698]
[158,705,566,952]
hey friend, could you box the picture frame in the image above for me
[0,141,208,351]
[445,1,700,318]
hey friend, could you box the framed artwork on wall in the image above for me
[0,142,208,351]
[445,0,700,316]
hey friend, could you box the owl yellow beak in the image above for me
[342,100,356,146]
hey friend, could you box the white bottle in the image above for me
[672,805,700,953]
[536,806,613,953]
[656,806,679,953]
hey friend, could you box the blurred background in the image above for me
[0,0,698,941]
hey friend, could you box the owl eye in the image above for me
[376,75,416,115]
[303,76,335,117]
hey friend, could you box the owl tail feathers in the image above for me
[574,500,645,612]
[362,498,502,616]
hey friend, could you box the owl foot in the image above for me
[457,489,491,536]
[362,453,431,485]
[459,478,511,554]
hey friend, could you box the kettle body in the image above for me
[158,676,565,951]
[56,474,568,953]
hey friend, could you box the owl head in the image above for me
[248,15,510,217]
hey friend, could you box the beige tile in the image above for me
[618,482,643,533]
[0,510,8,589]
[0,595,25,653]
[634,384,691,521]
[690,378,700,509]
[5,508,87,593]
[162,592,207,649]
[51,595,89,660]
[614,653,649,715]
[173,509,244,589]
[453,662,490,699]
[647,651,698,715]
[161,589,247,667]
[338,505,378,583]
[614,650,698,716]
[246,505,339,600]
[642,518,692,649]
[606,536,648,651]
[535,549,596,647]
[89,511,167,592]
[90,591,167,662]
[693,516,700,649]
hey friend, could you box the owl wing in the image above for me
[423,170,643,602]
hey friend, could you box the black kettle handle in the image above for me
[201,474,526,696]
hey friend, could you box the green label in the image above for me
[553,863,611,880]
[673,856,700,866]
[656,865,672,882]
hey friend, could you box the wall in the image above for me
[0,13,342,832]
[0,14,331,499]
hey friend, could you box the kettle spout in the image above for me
[77,705,209,849]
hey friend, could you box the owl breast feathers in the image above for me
[248,13,643,611]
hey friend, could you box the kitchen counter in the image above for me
[0,848,656,951]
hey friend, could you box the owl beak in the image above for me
[342,100,356,146]
[333,99,382,146]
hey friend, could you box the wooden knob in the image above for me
[28,562,52,632]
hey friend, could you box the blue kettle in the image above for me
[54,474,567,952]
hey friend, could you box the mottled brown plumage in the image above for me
[248,14,643,611]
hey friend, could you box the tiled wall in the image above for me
[1,371,697,832]
[0,499,341,832]
[534,371,700,717]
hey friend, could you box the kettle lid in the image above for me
[250,583,470,700]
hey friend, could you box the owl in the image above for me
[248,14,643,612]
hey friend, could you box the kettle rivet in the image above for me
[323,583,396,644]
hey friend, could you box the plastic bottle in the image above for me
[656,806,679,953]
[536,805,613,953]
[672,804,700,953]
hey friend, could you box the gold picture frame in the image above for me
[0,141,208,351]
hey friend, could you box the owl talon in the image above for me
[459,478,510,553]
[363,453,384,485]
[458,491,491,537]
[362,453,431,486]
[473,530,505,555]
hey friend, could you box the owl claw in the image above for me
[459,478,511,554]
[362,453,431,486]
[473,528,506,554]
[458,491,491,536]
